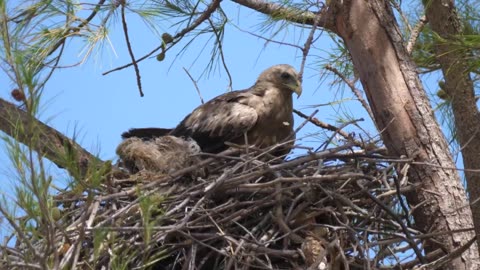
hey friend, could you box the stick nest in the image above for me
[2,137,432,269]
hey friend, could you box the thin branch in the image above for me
[299,6,323,81]
[325,64,375,122]
[390,0,412,33]
[406,15,427,54]
[207,18,233,90]
[415,237,477,270]
[46,0,107,57]
[120,3,143,97]
[293,108,354,142]
[230,0,328,28]
[183,67,205,104]
[233,24,303,51]
[292,109,319,138]
[0,203,42,263]
[103,0,222,76]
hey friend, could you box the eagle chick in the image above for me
[116,136,201,174]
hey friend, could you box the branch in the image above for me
[390,0,412,33]
[103,0,222,76]
[293,109,361,146]
[0,98,103,180]
[406,15,427,54]
[298,10,323,81]
[207,17,233,90]
[324,64,375,122]
[183,67,205,104]
[46,0,107,58]
[120,3,143,97]
[230,0,332,29]
[414,237,477,270]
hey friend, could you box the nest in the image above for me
[2,137,432,269]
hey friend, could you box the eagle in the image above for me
[122,64,302,156]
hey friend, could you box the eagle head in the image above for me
[257,64,302,97]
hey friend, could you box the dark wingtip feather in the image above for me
[121,128,172,139]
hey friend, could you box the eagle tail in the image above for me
[121,128,172,139]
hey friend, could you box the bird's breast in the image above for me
[247,106,294,148]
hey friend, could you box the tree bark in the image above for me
[232,0,479,268]
[424,0,480,250]
[330,0,479,268]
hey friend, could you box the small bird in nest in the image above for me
[116,135,201,175]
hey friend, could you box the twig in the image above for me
[395,163,412,227]
[293,108,355,142]
[102,0,222,76]
[357,180,427,264]
[183,67,205,104]
[415,237,476,270]
[233,25,303,51]
[207,18,233,90]
[292,109,319,137]
[390,0,412,33]
[45,0,108,57]
[120,3,143,97]
[324,64,375,121]
[299,7,324,81]
[320,118,364,151]
[406,15,427,54]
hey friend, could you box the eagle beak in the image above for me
[293,85,302,98]
[285,79,302,98]
[290,81,302,98]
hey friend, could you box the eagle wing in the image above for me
[120,64,301,156]
[171,90,259,153]
[121,127,172,139]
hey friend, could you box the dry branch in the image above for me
[0,98,103,179]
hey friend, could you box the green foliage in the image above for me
[322,34,356,81]
[411,0,480,161]
[93,228,109,263]
[411,25,441,73]
[110,247,138,270]
[0,2,114,268]
[413,0,480,75]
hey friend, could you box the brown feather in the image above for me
[116,136,201,174]
[171,64,301,155]
[121,64,302,156]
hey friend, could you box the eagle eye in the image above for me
[280,72,291,80]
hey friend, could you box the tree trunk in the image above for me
[329,0,479,268]
[424,0,480,250]
[233,0,479,267]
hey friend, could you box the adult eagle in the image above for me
[122,64,302,156]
